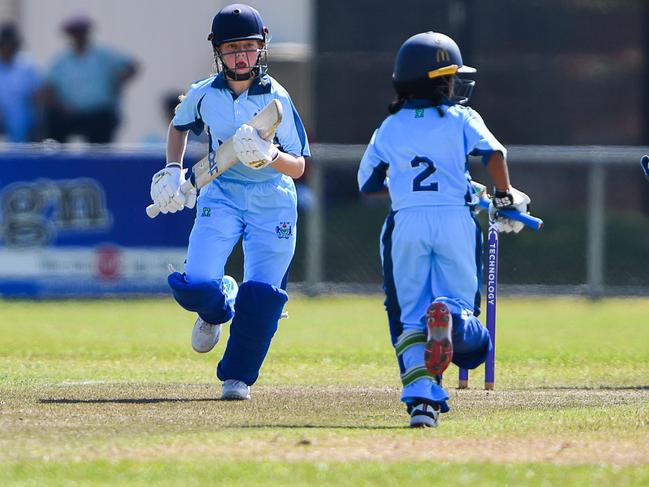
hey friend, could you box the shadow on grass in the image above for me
[37,398,407,429]
[39,397,219,404]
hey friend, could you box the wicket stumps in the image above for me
[459,217,499,390]
[457,200,543,389]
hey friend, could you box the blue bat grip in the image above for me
[479,197,544,231]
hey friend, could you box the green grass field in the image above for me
[1,296,649,486]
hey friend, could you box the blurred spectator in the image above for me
[0,23,43,142]
[140,92,182,144]
[141,91,210,145]
[43,14,138,143]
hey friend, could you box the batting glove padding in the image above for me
[468,181,487,211]
[233,124,279,170]
[489,186,531,234]
[150,165,196,214]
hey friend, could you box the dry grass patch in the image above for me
[2,383,648,466]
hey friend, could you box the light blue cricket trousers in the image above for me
[185,175,297,287]
[382,206,489,407]
[385,205,482,326]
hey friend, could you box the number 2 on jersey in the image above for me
[411,156,439,192]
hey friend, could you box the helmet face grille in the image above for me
[452,77,475,105]
[212,45,269,81]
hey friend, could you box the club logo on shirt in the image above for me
[415,109,425,118]
[275,222,293,239]
[201,207,211,217]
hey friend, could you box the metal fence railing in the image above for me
[2,143,646,297]
[296,144,649,297]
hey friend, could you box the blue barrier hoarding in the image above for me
[0,146,199,297]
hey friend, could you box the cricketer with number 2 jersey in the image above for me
[358,31,531,428]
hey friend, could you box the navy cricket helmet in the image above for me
[393,32,476,104]
[208,4,269,81]
[208,3,267,46]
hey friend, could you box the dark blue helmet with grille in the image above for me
[208,4,269,81]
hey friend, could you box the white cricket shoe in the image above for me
[191,317,221,353]
[220,379,251,400]
[409,402,440,428]
[190,276,238,353]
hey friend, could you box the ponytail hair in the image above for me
[388,96,407,114]
[389,76,453,116]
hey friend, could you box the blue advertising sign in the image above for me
[0,146,201,297]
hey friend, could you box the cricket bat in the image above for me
[146,99,283,218]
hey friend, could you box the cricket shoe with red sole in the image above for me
[424,302,453,376]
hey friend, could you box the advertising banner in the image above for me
[0,146,199,297]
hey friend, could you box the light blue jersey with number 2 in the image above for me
[358,100,503,408]
[357,101,505,209]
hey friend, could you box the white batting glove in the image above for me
[488,186,531,234]
[184,182,197,209]
[233,124,279,170]
[150,164,196,214]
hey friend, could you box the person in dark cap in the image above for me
[43,14,138,143]
[61,14,93,33]
[0,22,43,142]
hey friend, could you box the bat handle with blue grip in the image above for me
[478,196,544,231]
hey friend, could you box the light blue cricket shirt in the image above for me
[357,100,506,210]
[173,72,310,184]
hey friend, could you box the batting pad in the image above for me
[429,297,492,370]
[394,330,427,356]
[217,281,288,386]
[450,313,492,369]
[168,272,234,325]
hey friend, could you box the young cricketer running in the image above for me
[357,31,530,427]
[149,4,309,401]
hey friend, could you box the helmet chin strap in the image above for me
[214,48,263,82]
[224,66,259,81]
